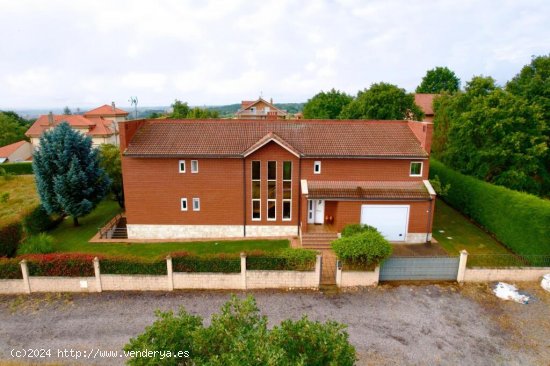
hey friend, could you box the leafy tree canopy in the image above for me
[302,88,353,119]
[125,295,356,366]
[416,66,460,93]
[170,100,220,119]
[339,82,424,120]
[33,123,110,226]
[99,144,124,209]
[0,112,29,147]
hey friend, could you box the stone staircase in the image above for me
[111,217,128,239]
[301,232,338,249]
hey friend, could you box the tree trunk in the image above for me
[73,216,79,227]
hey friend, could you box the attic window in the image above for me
[314,161,321,174]
[410,162,423,177]
[191,160,199,173]
[179,160,186,173]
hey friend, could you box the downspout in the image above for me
[243,157,247,237]
[297,156,302,236]
[425,198,433,243]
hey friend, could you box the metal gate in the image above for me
[379,256,459,281]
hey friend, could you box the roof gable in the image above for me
[0,140,28,158]
[25,115,114,137]
[414,94,436,115]
[84,104,129,116]
[243,132,301,158]
[237,97,287,115]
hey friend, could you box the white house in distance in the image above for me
[25,103,129,148]
[0,140,33,163]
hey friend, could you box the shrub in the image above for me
[0,222,23,258]
[1,162,33,175]
[23,253,96,277]
[124,295,356,366]
[171,252,240,273]
[332,230,392,269]
[246,248,317,271]
[430,159,550,256]
[22,205,58,235]
[100,257,166,275]
[0,258,23,279]
[341,223,378,237]
[16,233,54,255]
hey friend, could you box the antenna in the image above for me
[128,96,138,119]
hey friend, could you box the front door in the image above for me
[314,199,325,224]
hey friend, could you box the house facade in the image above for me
[235,98,288,120]
[119,119,436,243]
[26,103,129,148]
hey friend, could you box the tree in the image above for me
[302,88,353,119]
[33,123,110,226]
[416,66,460,93]
[125,295,356,366]
[339,82,424,120]
[63,106,72,115]
[0,112,28,146]
[170,100,190,118]
[99,144,124,208]
[186,106,220,119]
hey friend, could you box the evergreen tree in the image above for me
[33,122,110,226]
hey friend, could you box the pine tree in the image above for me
[32,122,110,226]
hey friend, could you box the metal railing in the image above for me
[467,254,550,268]
[98,213,124,239]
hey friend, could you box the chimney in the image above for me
[48,111,54,126]
[270,98,273,105]
[111,101,116,111]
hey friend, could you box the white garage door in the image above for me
[360,205,409,242]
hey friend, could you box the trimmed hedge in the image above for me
[23,253,96,277]
[172,252,240,273]
[1,162,33,175]
[0,222,23,258]
[100,257,167,275]
[332,228,392,269]
[247,248,317,271]
[0,258,23,279]
[430,159,550,256]
[341,224,378,238]
[22,205,58,235]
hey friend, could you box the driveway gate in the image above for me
[379,256,460,281]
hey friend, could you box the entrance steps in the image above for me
[301,232,338,249]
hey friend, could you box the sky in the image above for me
[0,0,549,109]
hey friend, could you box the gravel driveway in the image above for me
[0,283,548,365]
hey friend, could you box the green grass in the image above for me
[432,200,513,256]
[49,200,289,259]
[0,175,39,226]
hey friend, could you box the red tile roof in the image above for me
[124,119,428,158]
[0,140,28,158]
[84,104,129,117]
[414,94,436,116]
[25,115,114,137]
[307,180,431,200]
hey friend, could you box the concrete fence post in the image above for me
[315,254,322,288]
[93,257,102,293]
[336,260,342,288]
[457,250,468,284]
[166,256,174,291]
[240,253,247,290]
[19,260,31,294]
[373,265,380,286]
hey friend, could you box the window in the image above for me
[314,161,321,174]
[180,198,188,211]
[410,162,423,177]
[192,198,200,211]
[178,160,186,173]
[251,161,261,220]
[191,160,199,173]
[282,161,292,220]
[267,161,276,220]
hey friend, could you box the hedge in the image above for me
[22,205,59,235]
[1,162,33,175]
[171,252,240,273]
[23,253,96,277]
[332,228,392,269]
[0,222,23,257]
[430,159,550,256]
[0,258,23,279]
[100,257,167,275]
[247,248,317,271]
[341,224,378,238]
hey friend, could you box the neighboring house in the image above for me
[25,103,129,148]
[414,94,436,122]
[119,118,436,243]
[235,97,288,120]
[0,140,33,163]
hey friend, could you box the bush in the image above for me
[332,230,392,269]
[430,159,550,256]
[0,222,23,258]
[341,224,378,237]
[171,252,240,273]
[0,258,22,279]
[100,257,166,275]
[1,162,33,175]
[246,248,317,271]
[124,295,356,366]
[22,205,58,235]
[23,253,96,277]
[16,233,54,255]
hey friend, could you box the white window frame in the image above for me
[252,200,261,221]
[180,198,188,211]
[282,200,291,221]
[282,161,292,221]
[192,197,200,211]
[251,161,261,221]
[267,161,277,221]
[267,199,276,221]
[409,161,423,177]
[191,160,199,173]
[314,161,321,174]
[178,160,186,173]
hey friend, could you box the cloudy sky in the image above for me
[0,0,548,109]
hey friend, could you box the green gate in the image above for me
[379,256,459,281]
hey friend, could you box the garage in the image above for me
[360,205,409,241]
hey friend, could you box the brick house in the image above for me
[414,94,436,122]
[119,119,436,243]
[235,97,288,120]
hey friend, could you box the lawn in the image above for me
[0,175,39,226]
[49,200,289,259]
[432,200,513,256]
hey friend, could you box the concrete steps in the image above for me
[301,232,338,249]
